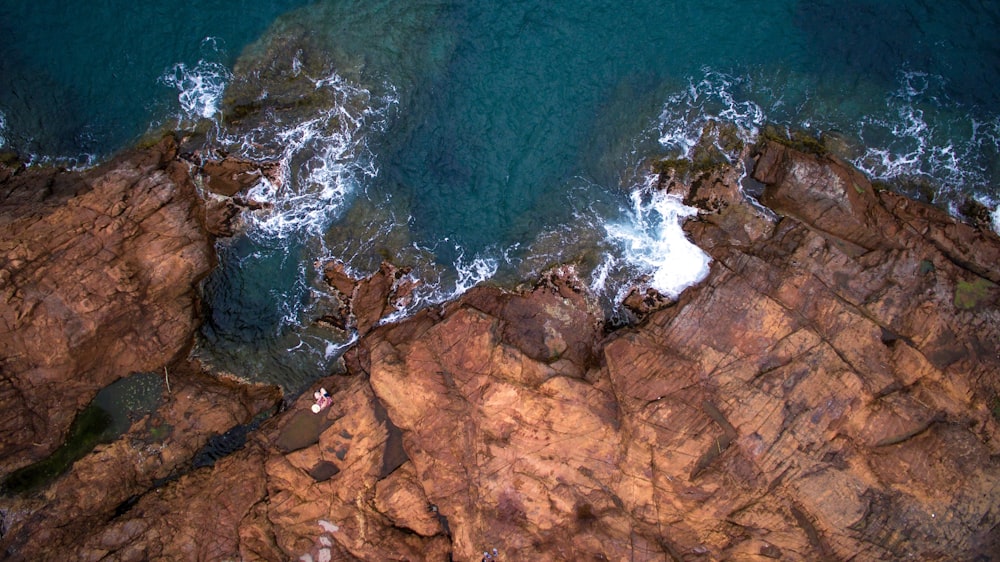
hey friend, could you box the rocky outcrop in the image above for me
[3,138,998,561]
[0,136,218,474]
[199,154,280,198]
[321,260,420,336]
[0,136,282,559]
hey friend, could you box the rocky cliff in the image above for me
[1,136,998,561]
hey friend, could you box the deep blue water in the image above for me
[4,0,999,389]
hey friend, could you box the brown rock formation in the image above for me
[0,136,217,474]
[199,155,279,198]
[321,260,420,335]
[1,366,280,560]
[0,136,283,560]
[2,138,998,561]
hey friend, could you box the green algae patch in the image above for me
[1,405,114,496]
[652,121,744,182]
[0,150,21,166]
[652,157,693,178]
[0,371,164,496]
[958,198,994,230]
[760,124,828,156]
[954,278,996,310]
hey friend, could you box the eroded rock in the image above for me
[0,135,215,475]
[320,260,419,336]
[199,155,279,198]
[3,138,999,561]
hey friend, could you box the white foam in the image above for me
[657,69,766,158]
[851,70,999,200]
[0,110,6,148]
[160,60,231,121]
[604,176,711,300]
[454,252,499,294]
[223,73,396,240]
[588,253,615,296]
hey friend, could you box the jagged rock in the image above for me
[241,373,451,560]
[0,135,216,475]
[754,140,904,254]
[622,285,673,317]
[3,137,999,561]
[320,260,419,336]
[199,155,279,198]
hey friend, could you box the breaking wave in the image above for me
[222,73,395,239]
[851,70,1000,211]
[159,38,232,123]
[656,69,767,158]
[651,67,1000,226]
[598,174,712,305]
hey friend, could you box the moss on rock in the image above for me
[1,405,114,496]
[954,278,996,310]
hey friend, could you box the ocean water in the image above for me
[4,0,999,390]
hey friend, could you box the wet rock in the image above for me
[199,155,278,197]
[320,260,419,336]
[622,285,673,317]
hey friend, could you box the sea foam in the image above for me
[223,73,395,240]
[591,70,750,306]
[603,176,712,301]
[657,69,766,157]
[160,39,232,123]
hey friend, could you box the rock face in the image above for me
[2,138,999,561]
[0,136,282,560]
[0,136,217,473]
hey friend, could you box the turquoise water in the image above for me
[4,1,999,389]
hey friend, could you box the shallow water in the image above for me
[4,0,999,390]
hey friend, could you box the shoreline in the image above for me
[1,129,998,558]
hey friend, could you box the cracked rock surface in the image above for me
[2,139,999,560]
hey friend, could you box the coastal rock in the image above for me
[1,366,281,560]
[321,260,419,335]
[0,135,216,475]
[199,155,279,198]
[356,140,994,559]
[753,140,904,254]
[3,138,998,561]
